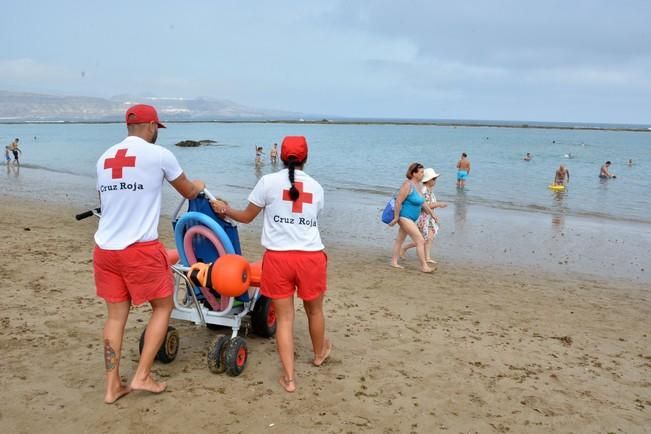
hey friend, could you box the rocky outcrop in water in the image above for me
[174,139,217,147]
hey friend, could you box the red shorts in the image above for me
[261,250,327,301]
[94,240,173,305]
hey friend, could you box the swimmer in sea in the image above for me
[524,152,532,161]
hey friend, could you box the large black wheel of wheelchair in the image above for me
[139,326,179,364]
[252,296,277,338]
[224,337,248,376]
[207,335,228,374]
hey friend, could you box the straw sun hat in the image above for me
[422,168,440,183]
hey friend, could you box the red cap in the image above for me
[125,104,166,128]
[280,136,308,162]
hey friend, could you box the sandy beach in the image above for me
[0,194,650,433]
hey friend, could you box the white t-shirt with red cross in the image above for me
[248,169,324,251]
[94,136,183,250]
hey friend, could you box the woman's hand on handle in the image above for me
[210,199,229,217]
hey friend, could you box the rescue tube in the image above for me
[183,225,227,262]
[174,212,235,266]
[548,184,565,191]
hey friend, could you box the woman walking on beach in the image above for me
[389,162,436,273]
[400,168,447,264]
[210,136,331,393]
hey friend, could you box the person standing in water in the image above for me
[600,161,615,178]
[554,164,570,186]
[255,145,265,166]
[9,138,21,166]
[456,153,470,188]
[270,143,278,165]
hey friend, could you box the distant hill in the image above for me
[0,91,302,122]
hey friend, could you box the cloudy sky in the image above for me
[2,1,650,123]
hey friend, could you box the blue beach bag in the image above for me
[381,197,396,224]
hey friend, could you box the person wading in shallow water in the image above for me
[554,164,570,186]
[600,161,615,179]
[9,138,21,166]
[94,104,204,404]
[456,152,470,188]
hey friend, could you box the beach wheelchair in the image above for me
[76,189,276,377]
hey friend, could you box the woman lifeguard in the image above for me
[210,136,331,392]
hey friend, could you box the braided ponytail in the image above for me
[287,156,300,201]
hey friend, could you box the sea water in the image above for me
[1,122,650,282]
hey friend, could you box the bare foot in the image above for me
[426,259,438,264]
[130,374,167,394]
[279,376,296,393]
[313,338,332,367]
[390,262,404,269]
[399,247,407,259]
[421,266,435,273]
[104,384,131,404]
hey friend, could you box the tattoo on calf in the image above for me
[104,339,118,371]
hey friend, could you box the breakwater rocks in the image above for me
[174,139,217,147]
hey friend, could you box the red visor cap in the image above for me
[280,136,308,162]
[125,104,166,128]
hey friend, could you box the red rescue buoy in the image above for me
[211,254,251,297]
[249,260,262,287]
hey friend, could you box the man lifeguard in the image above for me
[93,104,204,403]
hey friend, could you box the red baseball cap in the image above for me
[281,136,308,162]
[125,104,166,128]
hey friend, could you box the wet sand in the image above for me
[0,194,650,433]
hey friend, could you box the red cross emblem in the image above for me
[104,148,136,179]
[282,181,313,213]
